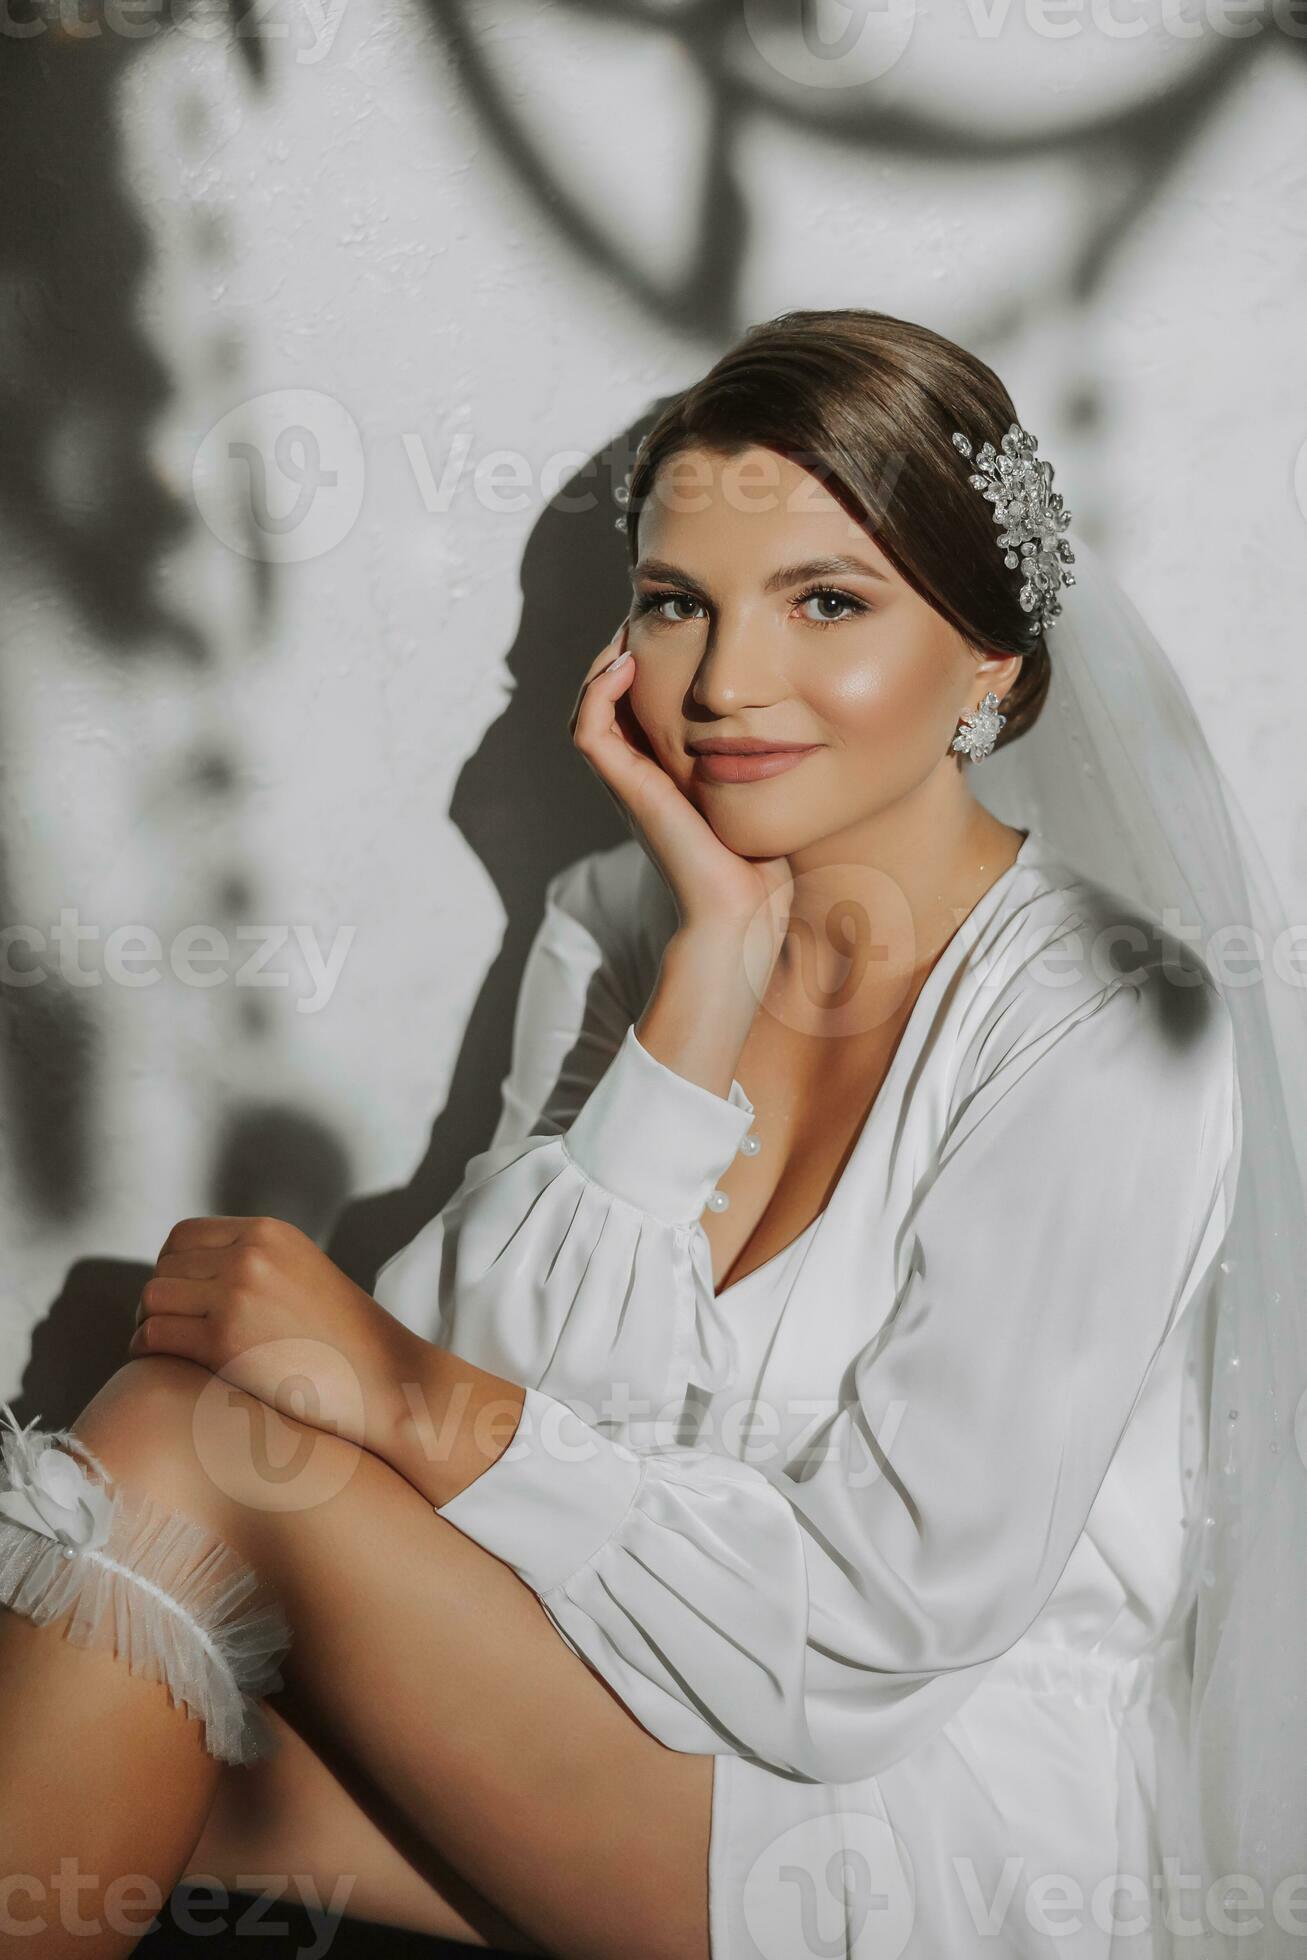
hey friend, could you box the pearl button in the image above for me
[706,1189,731,1212]
[739,1133,761,1157]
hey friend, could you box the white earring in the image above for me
[952,691,1007,763]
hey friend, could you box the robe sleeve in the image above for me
[432,962,1243,1784]
[372,846,757,1428]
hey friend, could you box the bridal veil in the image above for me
[976,539,1307,1958]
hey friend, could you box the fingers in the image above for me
[583,614,631,685]
[139,1237,261,1324]
[568,617,631,738]
[128,1311,210,1366]
[155,1248,224,1281]
[141,1230,244,1326]
[571,626,649,781]
[157,1215,246,1257]
[136,1275,214,1323]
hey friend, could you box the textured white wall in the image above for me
[1,0,1304,1406]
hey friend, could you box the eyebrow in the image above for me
[632,553,892,597]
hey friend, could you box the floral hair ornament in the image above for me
[613,461,634,534]
[0,1400,292,1764]
[951,423,1076,638]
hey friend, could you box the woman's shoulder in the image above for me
[957,847,1236,1096]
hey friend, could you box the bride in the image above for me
[2,309,1303,1960]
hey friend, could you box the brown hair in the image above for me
[621,308,1053,755]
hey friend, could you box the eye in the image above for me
[631,588,707,626]
[794,585,870,628]
[630,584,871,630]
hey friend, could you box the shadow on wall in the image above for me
[3,411,656,1430]
[19,1106,355,1432]
[0,36,215,1240]
[424,0,1287,346]
[327,419,666,1292]
[0,20,292,1432]
[336,0,1303,1287]
[7,0,1304,1414]
[1,424,652,1960]
[0,16,1301,1950]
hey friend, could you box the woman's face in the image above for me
[626,444,1021,861]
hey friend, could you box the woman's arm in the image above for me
[132,633,789,1460]
[372,624,793,1428]
[385,962,1242,1786]
[131,834,767,1459]
[371,844,762,1431]
[372,902,776,1499]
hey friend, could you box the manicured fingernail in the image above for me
[603,646,631,672]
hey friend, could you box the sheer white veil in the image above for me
[975,539,1307,1957]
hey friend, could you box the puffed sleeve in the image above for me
[433,962,1242,1783]
[372,842,757,1429]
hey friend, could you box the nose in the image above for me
[689,612,783,716]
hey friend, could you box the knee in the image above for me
[67,1357,249,1546]
[6,1359,299,1769]
[70,1357,372,1554]
[82,1354,211,1419]
[72,1356,214,1472]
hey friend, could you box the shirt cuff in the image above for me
[434,1384,645,1595]
[562,1022,756,1225]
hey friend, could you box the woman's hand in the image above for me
[570,618,793,938]
[129,1215,421,1458]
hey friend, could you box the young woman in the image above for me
[1,311,1302,1960]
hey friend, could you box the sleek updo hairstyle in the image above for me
[620,308,1051,757]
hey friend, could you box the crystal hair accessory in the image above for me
[0,1400,292,1765]
[613,463,633,534]
[951,424,1076,638]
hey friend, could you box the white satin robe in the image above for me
[373,825,1242,1960]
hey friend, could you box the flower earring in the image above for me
[952,691,1006,763]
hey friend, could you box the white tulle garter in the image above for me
[0,1399,293,1766]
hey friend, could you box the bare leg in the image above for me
[0,1359,713,1960]
[186,1700,544,1949]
